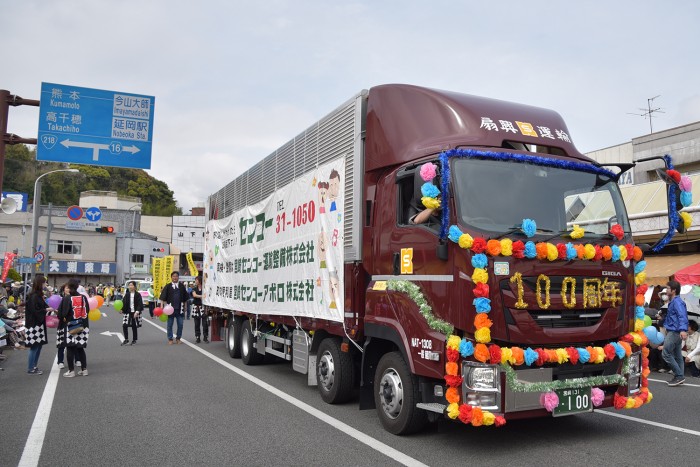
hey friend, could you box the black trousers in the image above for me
[67,347,86,371]
[194,315,209,338]
[123,321,138,341]
[148,301,155,317]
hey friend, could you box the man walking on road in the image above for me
[159,271,189,345]
[662,280,689,386]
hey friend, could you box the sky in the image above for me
[2,0,699,212]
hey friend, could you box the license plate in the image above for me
[552,387,592,417]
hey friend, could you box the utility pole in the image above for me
[0,90,39,194]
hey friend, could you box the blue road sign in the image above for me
[17,257,39,264]
[85,206,102,222]
[67,205,84,221]
[37,82,155,169]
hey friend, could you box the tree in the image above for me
[7,268,21,282]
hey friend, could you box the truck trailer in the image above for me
[204,84,685,433]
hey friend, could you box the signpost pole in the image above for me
[44,203,52,276]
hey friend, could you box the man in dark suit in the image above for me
[159,271,189,344]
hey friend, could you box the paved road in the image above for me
[2,308,699,466]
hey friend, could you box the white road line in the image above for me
[596,410,700,437]
[648,377,700,388]
[143,319,427,467]
[19,354,60,467]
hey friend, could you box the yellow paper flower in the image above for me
[556,348,569,364]
[625,398,635,409]
[422,196,441,210]
[447,335,461,350]
[593,347,605,363]
[500,238,513,256]
[500,347,513,365]
[584,244,596,260]
[634,319,645,332]
[680,211,692,230]
[458,233,474,249]
[472,268,488,284]
[647,391,653,403]
[546,243,558,261]
[632,333,643,346]
[635,272,647,285]
[482,412,496,426]
[570,225,585,239]
[475,327,491,343]
[619,246,628,261]
[447,403,460,419]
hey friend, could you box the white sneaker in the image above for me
[58,363,65,369]
[78,369,88,376]
[63,371,75,378]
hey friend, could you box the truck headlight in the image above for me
[467,366,498,390]
[629,352,641,375]
[462,362,501,411]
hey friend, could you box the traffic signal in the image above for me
[95,226,114,233]
[152,247,165,252]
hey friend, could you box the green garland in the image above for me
[386,280,454,336]
[502,358,629,393]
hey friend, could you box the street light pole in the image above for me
[30,169,79,281]
[126,204,142,283]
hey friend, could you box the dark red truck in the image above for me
[205,84,678,434]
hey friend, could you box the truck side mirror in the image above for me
[437,239,448,261]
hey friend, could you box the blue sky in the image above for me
[3,0,699,210]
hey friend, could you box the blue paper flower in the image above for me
[635,306,646,319]
[473,297,491,313]
[459,339,474,358]
[524,347,538,366]
[611,245,620,262]
[522,218,537,238]
[421,182,440,199]
[566,243,577,261]
[681,191,693,207]
[471,254,488,269]
[612,342,626,359]
[448,225,463,243]
[577,348,591,364]
[524,241,537,259]
[634,261,647,274]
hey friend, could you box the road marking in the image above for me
[596,410,700,437]
[19,354,60,467]
[648,377,700,388]
[100,330,125,343]
[143,319,427,467]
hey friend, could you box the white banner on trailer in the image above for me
[202,158,345,322]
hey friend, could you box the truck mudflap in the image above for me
[433,331,652,427]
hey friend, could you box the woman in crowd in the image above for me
[191,276,208,343]
[121,281,144,345]
[25,275,55,375]
[58,278,90,377]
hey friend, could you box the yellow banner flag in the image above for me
[163,256,174,286]
[152,257,163,299]
[186,251,198,277]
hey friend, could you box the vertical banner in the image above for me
[163,256,173,286]
[1,252,17,283]
[203,158,345,322]
[151,257,162,299]
[186,251,198,277]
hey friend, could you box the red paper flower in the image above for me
[594,245,603,261]
[604,344,616,361]
[621,334,635,343]
[512,240,525,259]
[494,415,506,427]
[625,244,634,260]
[471,238,487,254]
[473,283,490,298]
[445,375,463,387]
[447,348,460,362]
[610,224,624,241]
[458,403,472,424]
[556,243,567,260]
[637,284,649,295]
[566,347,579,365]
[535,348,547,366]
[614,393,627,410]
[667,169,681,183]
[489,344,502,364]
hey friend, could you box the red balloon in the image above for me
[154,307,163,317]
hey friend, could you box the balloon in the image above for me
[159,314,168,322]
[153,307,163,317]
[95,296,104,308]
[643,315,652,328]
[163,305,174,316]
[47,294,62,309]
[88,309,101,321]
[113,300,124,311]
[88,297,98,311]
[643,326,664,346]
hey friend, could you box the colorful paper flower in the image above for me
[488,344,501,364]
[472,268,488,284]
[459,339,474,358]
[602,246,613,261]
[681,191,693,207]
[680,176,693,192]
[512,240,525,259]
[591,388,605,407]
[610,224,624,240]
[680,211,692,230]
[546,243,558,261]
[500,238,513,256]
[447,335,461,350]
[473,283,490,298]
[458,403,472,424]
[524,347,538,366]
[471,238,487,253]
[421,196,441,210]
[565,243,577,261]
[667,169,681,183]
[446,387,460,404]
[522,219,537,238]
[473,297,492,313]
[448,225,463,243]
[420,162,437,181]
[475,327,491,343]
[474,343,489,363]
[458,234,474,249]
[446,402,460,419]
[524,241,537,259]
[633,246,643,262]
[584,244,596,260]
[570,225,585,239]
[474,313,493,329]
[421,182,440,198]
[486,239,502,256]
[577,347,591,364]
[611,245,621,262]
[471,253,488,269]
[540,392,559,412]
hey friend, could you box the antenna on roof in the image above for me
[627,95,664,134]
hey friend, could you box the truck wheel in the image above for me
[316,338,355,404]
[374,351,427,435]
[226,318,241,358]
[241,320,263,365]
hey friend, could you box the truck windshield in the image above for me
[452,158,630,237]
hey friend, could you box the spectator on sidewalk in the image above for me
[683,320,700,377]
[191,276,208,344]
[661,280,689,386]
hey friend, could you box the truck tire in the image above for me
[226,318,242,358]
[374,351,427,435]
[241,320,264,365]
[316,338,355,404]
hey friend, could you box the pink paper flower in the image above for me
[591,387,605,407]
[680,176,692,192]
[540,391,559,412]
[420,162,437,181]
